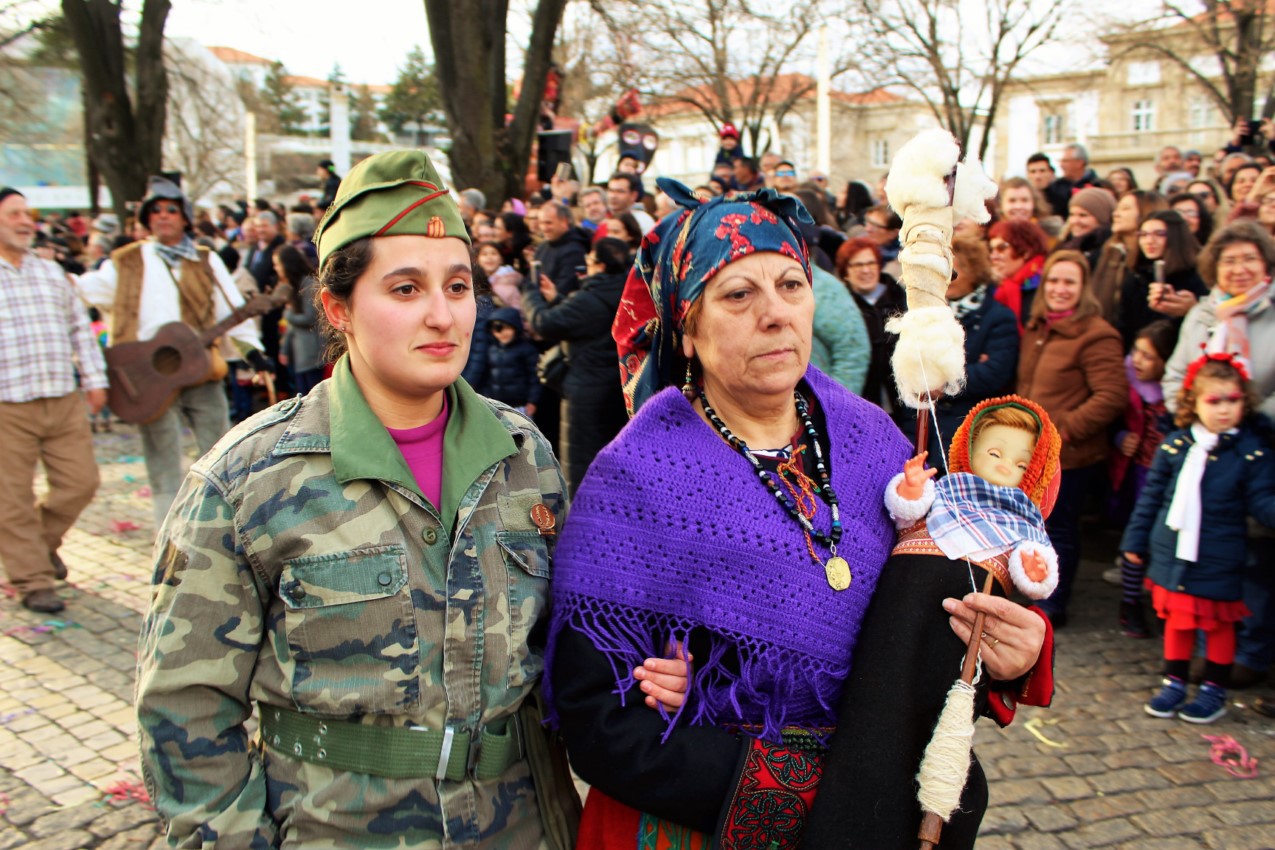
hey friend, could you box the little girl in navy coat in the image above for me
[1122,352,1275,723]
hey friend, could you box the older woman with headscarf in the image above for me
[545,179,1052,849]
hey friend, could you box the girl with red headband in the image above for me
[1122,352,1275,723]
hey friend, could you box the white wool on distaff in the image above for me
[952,152,999,225]
[886,129,961,214]
[888,306,966,409]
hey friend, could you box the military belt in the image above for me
[258,704,523,781]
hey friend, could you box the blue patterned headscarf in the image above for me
[613,177,813,415]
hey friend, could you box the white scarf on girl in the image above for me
[1166,423,1234,562]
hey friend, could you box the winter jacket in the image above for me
[851,276,908,410]
[1044,168,1101,218]
[534,227,591,298]
[1018,312,1127,469]
[1110,357,1168,492]
[1120,426,1275,600]
[1056,226,1111,283]
[136,358,567,849]
[1117,260,1206,351]
[479,306,542,408]
[810,266,870,394]
[522,271,626,405]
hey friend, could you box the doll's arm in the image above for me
[1009,541,1059,599]
[884,453,936,527]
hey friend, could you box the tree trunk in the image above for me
[425,0,568,206]
[61,0,171,223]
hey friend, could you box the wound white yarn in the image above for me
[916,679,977,820]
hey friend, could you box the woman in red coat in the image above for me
[1017,250,1128,625]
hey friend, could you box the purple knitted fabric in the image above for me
[544,366,911,742]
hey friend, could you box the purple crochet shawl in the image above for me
[544,366,911,742]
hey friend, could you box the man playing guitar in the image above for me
[77,176,268,527]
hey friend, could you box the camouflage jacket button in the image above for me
[422,527,438,546]
[289,585,306,600]
[377,572,393,587]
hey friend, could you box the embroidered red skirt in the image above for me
[1146,581,1251,632]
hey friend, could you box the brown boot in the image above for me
[22,588,65,613]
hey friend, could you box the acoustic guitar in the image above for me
[105,284,293,425]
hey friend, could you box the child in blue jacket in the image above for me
[1122,352,1275,723]
[476,306,542,416]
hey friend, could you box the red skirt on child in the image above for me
[1146,581,1251,632]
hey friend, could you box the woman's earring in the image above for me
[681,361,696,401]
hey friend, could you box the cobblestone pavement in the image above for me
[1,424,1273,849]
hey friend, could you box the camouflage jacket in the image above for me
[137,358,567,849]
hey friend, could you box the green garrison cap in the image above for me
[313,150,469,267]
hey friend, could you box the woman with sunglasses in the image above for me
[1118,210,1206,350]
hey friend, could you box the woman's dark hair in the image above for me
[498,211,531,251]
[196,220,221,239]
[315,238,373,361]
[274,244,315,313]
[610,212,643,245]
[1228,162,1262,198]
[1107,167,1138,192]
[1140,210,1198,276]
[592,237,631,275]
[1167,191,1214,245]
[840,180,875,227]
[1135,319,1178,363]
[793,186,836,228]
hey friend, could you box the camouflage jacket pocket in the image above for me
[279,546,420,716]
[496,530,551,689]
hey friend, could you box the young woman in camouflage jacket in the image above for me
[135,151,684,850]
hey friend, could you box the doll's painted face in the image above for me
[969,424,1036,488]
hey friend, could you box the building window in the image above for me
[1042,113,1064,145]
[1189,96,1215,129]
[870,138,889,169]
[1132,99,1155,133]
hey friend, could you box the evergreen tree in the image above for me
[379,46,441,145]
[262,60,306,136]
[350,84,382,141]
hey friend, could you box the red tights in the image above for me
[1163,623,1236,665]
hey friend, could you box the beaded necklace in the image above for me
[699,389,853,590]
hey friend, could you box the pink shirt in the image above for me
[386,396,449,510]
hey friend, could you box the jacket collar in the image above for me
[278,356,518,534]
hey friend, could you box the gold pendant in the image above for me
[824,556,852,591]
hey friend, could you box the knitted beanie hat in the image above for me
[1068,187,1116,227]
[947,395,1063,518]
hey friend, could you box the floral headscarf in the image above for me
[612,177,813,415]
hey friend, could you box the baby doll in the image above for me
[1122,352,1275,724]
[884,396,1063,600]
[803,395,1062,848]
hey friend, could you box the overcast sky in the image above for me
[164,0,433,85]
[13,0,1165,88]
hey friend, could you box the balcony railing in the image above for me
[1086,126,1233,160]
